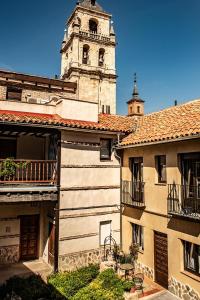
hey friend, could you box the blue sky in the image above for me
[0,0,200,115]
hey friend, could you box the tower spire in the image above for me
[127,73,145,117]
[132,73,139,98]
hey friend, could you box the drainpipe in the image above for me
[113,134,123,250]
[54,131,61,273]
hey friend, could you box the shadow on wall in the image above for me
[167,217,200,237]
[123,206,144,220]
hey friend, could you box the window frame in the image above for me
[100,139,112,161]
[99,220,112,246]
[132,223,144,251]
[183,241,200,277]
[82,45,89,65]
[155,155,167,183]
[6,86,22,101]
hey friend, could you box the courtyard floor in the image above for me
[0,259,52,284]
[0,261,180,300]
[147,291,180,300]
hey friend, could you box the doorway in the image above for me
[154,231,168,289]
[20,215,39,261]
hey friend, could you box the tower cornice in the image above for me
[63,67,117,81]
[60,32,116,53]
[67,6,111,26]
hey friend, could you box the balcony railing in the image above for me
[79,31,111,42]
[168,184,200,219]
[0,160,57,185]
[122,180,145,207]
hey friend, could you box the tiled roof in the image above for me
[98,114,139,133]
[1,99,199,143]
[0,110,132,133]
[121,99,200,146]
[78,0,105,13]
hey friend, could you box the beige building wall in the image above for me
[0,91,99,122]
[122,139,200,297]
[58,130,120,271]
[0,202,55,264]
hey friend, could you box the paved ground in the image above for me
[150,291,179,300]
[0,259,52,284]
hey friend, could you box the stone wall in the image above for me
[169,277,200,300]
[0,245,19,264]
[135,261,154,280]
[0,85,6,99]
[59,248,104,272]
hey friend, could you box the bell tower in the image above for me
[127,74,145,117]
[61,0,117,114]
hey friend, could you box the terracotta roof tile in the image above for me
[0,110,132,133]
[98,114,139,133]
[121,99,200,146]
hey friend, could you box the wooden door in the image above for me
[20,215,39,260]
[48,222,55,266]
[154,231,168,288]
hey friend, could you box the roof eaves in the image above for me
[118,133,200,149]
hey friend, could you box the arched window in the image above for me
[99,48,105,67]
[82,45,89,64]
[77,17,81,26]
[91,0,96,6]
[89,19,98,33]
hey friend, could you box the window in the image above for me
[6,86,22,101]
[106,105,110,114]
[100,221,111,245]
[100,139,112,160]
[99,49,105,67]
[102,105,105,114]
[183,241,200,276]
[132,223,144,251]
[89,19,98,33]
[155,155,167,183]
[137,106,140,114]
[91,0,96,6]
[82,45,89,64]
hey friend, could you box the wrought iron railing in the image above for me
[168,184,200,219]
[0,159,57,185]
[122,180,145,207]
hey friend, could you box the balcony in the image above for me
[79,31,111,43]
[122,180,145,208]
[168,184,200,220]
[0,159,57,185]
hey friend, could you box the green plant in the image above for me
[122,280,135,292]
[0,158,28,179]
[72,269,124,300]
[129,243,139,262]
[113,245,120,261]
[118,254,133,264]
[0,275,57,300]
[48,264,99,299]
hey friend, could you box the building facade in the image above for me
[120,100,200,298]
[0,0,121,272]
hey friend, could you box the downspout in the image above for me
[54,130,61,273]
[113,134,123,250]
